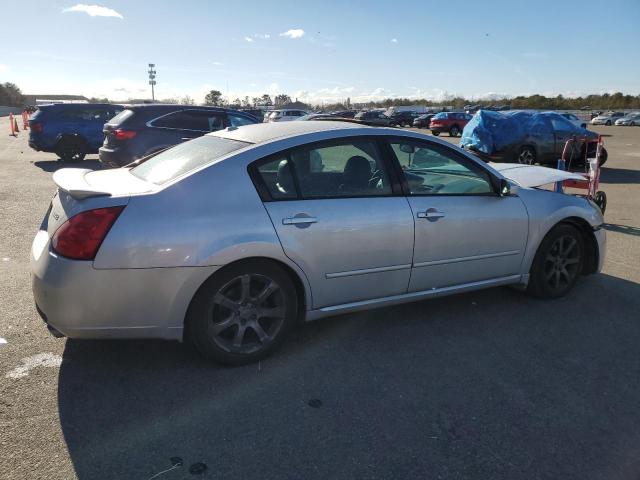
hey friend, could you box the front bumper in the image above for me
[31,230,218,341]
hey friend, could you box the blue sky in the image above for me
[1,0,639,104]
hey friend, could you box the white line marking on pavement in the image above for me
[5,352,63,379]
[0,338,7,347]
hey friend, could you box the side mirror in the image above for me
[499,178,511,196]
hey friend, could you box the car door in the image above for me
[549,115,581,161]
[526,115,556,163]
[252,137,415,309]
[387,138,528,292]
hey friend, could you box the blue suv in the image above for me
[28,103,123,162]
[99,104,260,167]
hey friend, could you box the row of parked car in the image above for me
[28,103,261,166]
[590,111,640,126]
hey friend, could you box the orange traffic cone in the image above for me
[22,111,29,129]
[9,113,16,136]
[13,116,19,133]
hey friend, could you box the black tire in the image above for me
[186,260,298,365]
[449,125,460,137]
[605,120,611,126]
[594,191,607,214]
[631,121,636,127]
[517,145,536,165]
[55,138,86,162]
[431,131,440,136]
[527,224,584,299]
[598,147,608,167]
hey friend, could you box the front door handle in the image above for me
[282,216,318,225]
[417,209,445,220]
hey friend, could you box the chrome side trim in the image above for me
[413,250,520,268]
[306,274,523,321]
[325,263,412,279]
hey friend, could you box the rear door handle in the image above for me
[282,216,318,225]
[417,209,445,220]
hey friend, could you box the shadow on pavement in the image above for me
[599,167,640,185]
[32,159,103,172]
[604,223,640,237]
[58,274,640,479]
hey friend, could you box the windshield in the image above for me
[131,135,250,184]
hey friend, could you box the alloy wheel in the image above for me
[518,147,535,165]
[542,235,581,292]
[208,274,286,354]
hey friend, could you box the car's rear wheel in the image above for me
[517,145,536,165]
[55,138,86,162]
[187,260,297,365]
[449,125,460,137]
[431,131,440,136]
[527,224,584,299]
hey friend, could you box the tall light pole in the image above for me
[148,63,157,102]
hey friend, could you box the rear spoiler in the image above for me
[52,168,111,200]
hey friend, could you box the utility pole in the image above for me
[148,63,157,102]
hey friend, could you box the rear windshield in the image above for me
[108,109,134,125]
[131,135,250,184]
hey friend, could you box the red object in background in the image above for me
[30,122,43,134]
[113,129,137,141]
[428,112,473,136]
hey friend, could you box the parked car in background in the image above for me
[615,112,640,126]
[238,109,263,121]
[32,121,606,364]
[28,103,123,162]
[99,104,259,167]
[387,111,419,127]
[461,110,607,166]
[354,110,395,126]
[331,110,357,118]
[265,109,309,122]
[560,113,587,129]
[412,113,435,128]
[429,112,473,136]
[591,111,625,126]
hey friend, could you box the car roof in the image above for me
[124,104,233,112]
[209,120,368,144]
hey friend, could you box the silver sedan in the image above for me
[31,121,606,364]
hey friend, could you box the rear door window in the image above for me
[228,113,256,127]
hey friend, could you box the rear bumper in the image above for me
[98,146,130,168]
[31,230,219,341]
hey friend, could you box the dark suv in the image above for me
[354,110,394,126]
[99,105,259,167]
[28,103,123,161]
[387,111,419,127]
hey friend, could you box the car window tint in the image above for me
[228,114,255,127]
[131,135,249,184]
[550,116,576,133]
[286,140,392,198]
[390,141,493,195]
[153,111,224,131]
[256,156,297,199]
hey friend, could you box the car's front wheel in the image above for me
[527,224,584,299]
[187,260,298,365]
[449,125,460,137]
[431,131,440,136]
[605,120,611,126]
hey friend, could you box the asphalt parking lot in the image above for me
[1,117,639,480]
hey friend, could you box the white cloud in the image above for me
[244,37,254,42]
[0,64,8,73]
[280,29,305,39]
[390,38,398,43]
[212,61,224,66]
[253,33,270,39]
[62,4,123,19]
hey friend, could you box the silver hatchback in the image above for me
[32,121,605,364]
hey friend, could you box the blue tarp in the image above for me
[460,110,562,155]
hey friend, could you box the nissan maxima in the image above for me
[31,121,606,365]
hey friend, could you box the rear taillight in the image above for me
[113,129,137,141]
[52,206,125,260]
[31,122,43,133]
